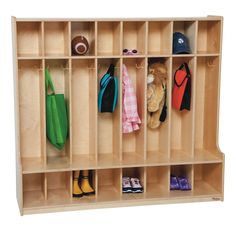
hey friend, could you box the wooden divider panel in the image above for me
[97,21,121,56]
[97,168,121,201]
[23,173,45,208]
[171,57,195,161]
[197,20,221,54]
[194,163,222,195]
[148,21,172,55]
[146,57,171,163]
[122,58,146,164]
[123,21,147,55]
[71,59,97,167]
[173,21,197,54]
[71,21,95,56]
[18,60,45,171]
[17,22,43,57]
[45,59,70,167]
[194,56,221,161]
[97,58,121,163]
[47,171,71,203]
[44,22,70,56]
[146,166,169,198]
[170,164,194,197]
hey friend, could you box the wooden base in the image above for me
[12,16,224,215]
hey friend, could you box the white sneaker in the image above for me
[130,178,143,193]
[122,177,132,193]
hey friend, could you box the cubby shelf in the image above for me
[12,16,224,215]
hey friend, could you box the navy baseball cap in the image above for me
[173,32,191,54]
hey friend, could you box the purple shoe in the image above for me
[178,176,191,191]
[170,175,180,190]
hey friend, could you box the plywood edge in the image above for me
[22,194,223,215]
[12,16,24,215]
[14,16,223,22]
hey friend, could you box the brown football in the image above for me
[71,36,89,55]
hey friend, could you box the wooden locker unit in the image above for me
[12,16,224,215]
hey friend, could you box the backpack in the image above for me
[98,64,118,113]
[172,62,191,111]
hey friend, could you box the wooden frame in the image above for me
[12,16,224,215]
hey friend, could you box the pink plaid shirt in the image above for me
[122,64,141,133]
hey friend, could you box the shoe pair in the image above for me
[170,175,191,191]
[73,170,95,198]
[122,177,143,193]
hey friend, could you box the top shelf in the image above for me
[15,18,222,58]
[14,16,223,22]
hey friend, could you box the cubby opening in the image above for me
[194,56,222,161]
[47,171,71,203]
[72,59,96,168]
[146,166,169,198]
[97,58,121,164]
[170,165,193,197]
[17,22,42,57]
[123,21,146,55]
[97,21,121,56]
[197,21,221,54]
[146,58,171,163]
[45,59,70,167]
[97,169,121,201]
[18,60,45,172]
[72,170,96,203]
[148,21,172,55]
[122,167,145,199]
[122,58,146,164]
[23,173,45,208]
[194,163,222,196]
[173,21,196,54]
[171,57,194,161]
[71,22,95,56]
[44,22,69,56]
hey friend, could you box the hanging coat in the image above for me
[122,64,141,133]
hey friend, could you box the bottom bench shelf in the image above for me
[22,162,224,215]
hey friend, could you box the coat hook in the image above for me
[136,63,144,69]
[87,67,95,70]
[207,59,216,69]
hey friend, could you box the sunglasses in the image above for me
[123,49,138,55]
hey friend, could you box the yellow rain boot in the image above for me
[73,171,83,198]
[80,170,95,195]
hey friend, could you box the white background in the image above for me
[0,0,235,235]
